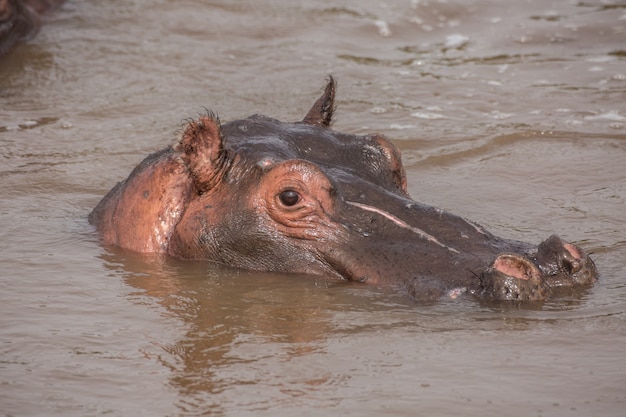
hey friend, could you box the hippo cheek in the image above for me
[319,246,384,283]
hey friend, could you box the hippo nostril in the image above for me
[492,254,540,281]
[559,243,583,274]
[570,259,583,273]
[563,243,582,260]
[561,252,583,274]
[536,235,586,275]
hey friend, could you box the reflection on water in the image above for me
[1,0,625,416]
[97,241,618,416]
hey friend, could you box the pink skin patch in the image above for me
[493,255,538,281]
[563,243,581,260]
[447,287,466,299]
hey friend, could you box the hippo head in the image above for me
[90,78,597,302]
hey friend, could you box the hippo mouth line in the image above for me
[345,201,459,253]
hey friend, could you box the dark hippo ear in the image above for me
[302,76,336,127]
[177,114,230,194]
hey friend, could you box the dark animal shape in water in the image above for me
[89,78,598,302]
[0,0,64,55]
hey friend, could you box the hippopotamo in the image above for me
[89,78,598,302]
[0,0,64,55]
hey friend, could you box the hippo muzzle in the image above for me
[307,182,597,301]
[480,236,597,301]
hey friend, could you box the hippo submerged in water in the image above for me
[90,78,597,302]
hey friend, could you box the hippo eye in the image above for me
[278,190,300,206]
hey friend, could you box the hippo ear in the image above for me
[177,114,229,194]
[302,76,336,127]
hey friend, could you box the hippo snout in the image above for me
[536,235,586,277]
[480,235,597,301]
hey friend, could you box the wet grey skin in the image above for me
[90,78,598,302]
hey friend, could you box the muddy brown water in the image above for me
[1,1,625,416]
